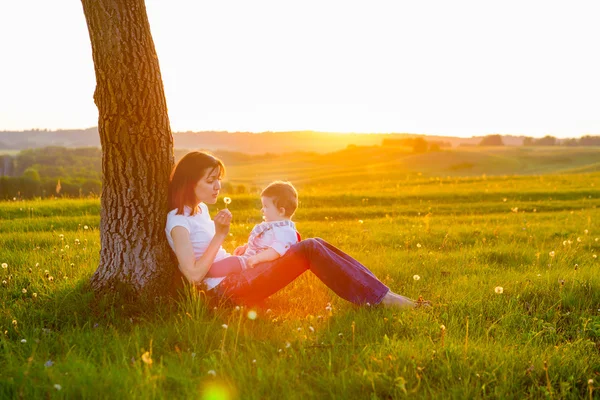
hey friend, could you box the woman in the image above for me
[166,151,423,308]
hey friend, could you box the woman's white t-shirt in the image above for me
[165,203,229,289]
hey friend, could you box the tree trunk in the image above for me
[81,0,175,296]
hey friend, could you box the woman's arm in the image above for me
[170,209,232,283]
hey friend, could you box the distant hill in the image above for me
[0,128,531,154]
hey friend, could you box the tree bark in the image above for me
[81,0,175,296]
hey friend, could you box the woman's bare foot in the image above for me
[380,291,432,309]
[380,291,416,309]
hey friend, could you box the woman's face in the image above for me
[193,167,222,204]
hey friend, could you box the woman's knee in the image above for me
[297,237,320,251]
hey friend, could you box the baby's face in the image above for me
[261,196,285,222]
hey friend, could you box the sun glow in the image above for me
[1,0,600,138]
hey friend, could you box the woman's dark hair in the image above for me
[169,151,225,215]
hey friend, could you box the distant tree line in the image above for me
[478,134,600,146]
[381,138,451,153]
[479,135,600,147]
[0,147,102,199]
[0,146,253,199]
[523,135,600,146]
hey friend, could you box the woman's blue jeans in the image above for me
[212,238,390,305]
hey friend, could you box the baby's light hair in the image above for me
[261,181,298,217]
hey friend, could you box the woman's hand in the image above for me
[233,243,248,256]
[214,209,232,237]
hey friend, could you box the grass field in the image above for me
[1,166,600,398]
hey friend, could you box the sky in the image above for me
[1,1,600,138]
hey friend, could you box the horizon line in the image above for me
[0,127,598,140]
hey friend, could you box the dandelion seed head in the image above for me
[22,288,27,294]
[584,229,589,234]
[1,263,7,269]
[309,326,315,333]
[21,339,26,343]
[495,286,504,294]
[12,319,17,326]
[549,251,555,257]
[417,243,422,248]
[247,310,257,320]
[223,197,232,205]
[54,384,62,391]
[589,379,594,385]
[221,324,228,329]
[33,293,37,298]
[207,370,216,377]
[413,274,421,281]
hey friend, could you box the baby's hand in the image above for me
[247,256,259,269]
[233,244,248,256]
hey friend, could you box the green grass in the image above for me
[1,171,600,398]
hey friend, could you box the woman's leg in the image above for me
[214,238,391,305]
[310,238,417,307]
[312,237,377,278]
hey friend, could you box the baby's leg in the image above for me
[205,256,243,277]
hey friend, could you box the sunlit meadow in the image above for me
[1,170,599,398]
